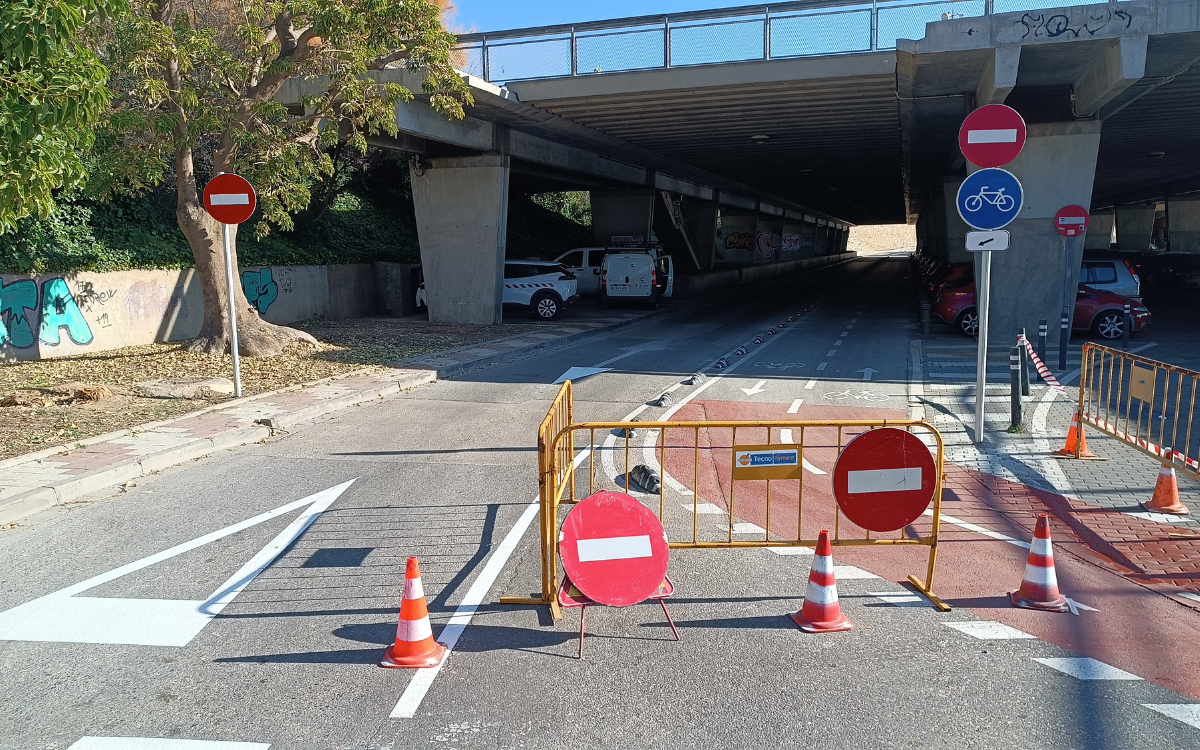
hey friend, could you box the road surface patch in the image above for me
[1033,658,1143,680]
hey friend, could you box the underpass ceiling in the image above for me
[508,55,906,226]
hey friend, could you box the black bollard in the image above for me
[1037,319,1048,382]
[1019,326,1030,396]
[1010,346,1023,430]
[1059,306,1070,371]
[1123,300,1132,348]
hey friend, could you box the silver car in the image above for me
[1079,258,1141,299]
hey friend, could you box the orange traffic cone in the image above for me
[789,530,853,633]
[381,557,448,668]
[1143,465,1190,515]
[1055,413,1097,458]
[1009,514,1069,612]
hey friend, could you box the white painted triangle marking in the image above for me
[1143,704,1200,730]
[0,480,354,646]
[552,366,611,385]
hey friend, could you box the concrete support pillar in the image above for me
[838,227,850,254]
[1116,205,1155,253]
[1167,198,1200,253]
[981,121,1102,338]
[1084,210,1114,250]
[410,155,509,325]
[815,221,830,254]
[591,190,654,245]
[716,211,757,265]
[681,200,719,269]
[800,218,818,256]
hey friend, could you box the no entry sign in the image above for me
[203,173,257,225]
[832,428,937,533]
[1055,205,1090,237]
[959,104,1027,168]
[559,491,670,607]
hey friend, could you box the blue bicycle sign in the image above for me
[957,168,1023,230]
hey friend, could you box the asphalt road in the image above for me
[2,257,1198,749]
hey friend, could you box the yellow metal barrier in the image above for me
[500,382,950,619]
[1077,343,1200,481]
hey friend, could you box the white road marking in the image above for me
[943,621,1035,640]
[923,509,1030,549]
[850,318,857,323]
[1178,592,1200,604]
[1064,596,1100,616]
[868,591,926,607]
[1143,704,1200,729]
[778,430,827,475]
[1126,511,1192,524]
[682,502,726,515]
[732,522,765,534]
[833,565,880,580]
[552,366,611,385]
[857,367,878,381]
[1033,657,1142,681]
[576,535,652,562]
[768,546,814,556]
[834,340,843,346]
[816,363,828,371]
[69,740,268,749]
[840,332,849,337]
[848,467,922,493]
[826,350,837,357]
[804,379,817,389]
[741,380,768,396]
[0,482,353,646]
[787,399,803,414]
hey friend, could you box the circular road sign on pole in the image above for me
[959,104,1027,168]
[202,173,257,398]
[957,168,1023,231]
[1055,205,1091,237]
[832,428,937,533]
[560,491,670,607]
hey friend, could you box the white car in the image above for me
[415,261,579,320]
[556,246,674,298]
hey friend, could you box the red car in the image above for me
[933,282,1151,340]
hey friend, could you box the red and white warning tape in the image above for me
[1089,416,1200,471]
[1017,335,1068,398]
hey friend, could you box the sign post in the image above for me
[202,173,257,398]
[1055,205,1090,374]
[957,105,1026,444]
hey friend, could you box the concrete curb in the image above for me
[0,371,434,526]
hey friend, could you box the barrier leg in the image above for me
[578,606,587,659]
[660,599,681,641]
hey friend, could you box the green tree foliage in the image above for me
[0,0,123,234]
[87,0,471,355]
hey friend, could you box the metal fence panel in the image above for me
[577,27,665,75]
[770,8,873,57]
[486,36,572,82]
[669,17,764,67]
[876,0,986,49]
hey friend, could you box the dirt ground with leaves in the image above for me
[0,317,539,460]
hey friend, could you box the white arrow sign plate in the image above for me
[966,230,1010,252]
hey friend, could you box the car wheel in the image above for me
[956,307,979,337]
[1094,311,1125,339]
[532,292,561,320]
[644,291,659,310]
[597,291,609,309]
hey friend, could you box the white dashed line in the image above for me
[816,363,828,371]
[834,340,843,346]
[943,621,1036,640]
[840,331,849,337]
[1032,658,1142,680]
[682,502,726,515]
[804,379,817,389]
[868,591,926,607]
[826,350,837,357]
[788,399,803,414]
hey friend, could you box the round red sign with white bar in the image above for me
[832,428,937,533]
[1054,205,1090,237]
[959,104,1027,168]
[203,173,257,225]
[559,491,669,607]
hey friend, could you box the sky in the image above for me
[450,0,741,33]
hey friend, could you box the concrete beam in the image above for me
[410,155,509,325]
[508,130,645,185]
[976,46,1021,105]
[591,190,654,244]
[653,174,713,201]
[1072,35,1148,117]
[759,203,784,217]
[719,193,757,211]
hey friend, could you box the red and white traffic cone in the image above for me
[1009,514,1069,612]
[381,557,448,668]
[1143,464,1189,515]
[1055,413,1097,458]
[789,529,853,633]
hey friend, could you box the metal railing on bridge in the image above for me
[455,0,1126,84]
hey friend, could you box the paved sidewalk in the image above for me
[912,325,1200,602]
[0,307,660,527]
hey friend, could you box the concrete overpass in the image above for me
[280,0,1200,333]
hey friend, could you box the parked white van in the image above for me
[599,251,665,308]
[557,246,674,298]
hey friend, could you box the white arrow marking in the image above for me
[857,368,879,381]
[553,366,611,385]
[1064,596,1100,616]
[779,429,827,475]
[741,380,768,396]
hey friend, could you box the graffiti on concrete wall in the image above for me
[241,268,279,314]
[756,231,781,261]
[781,234,801,254]
[724,232,754,252]
[1018,8,1132,39]
[0,277,94,349]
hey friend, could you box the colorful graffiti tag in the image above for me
[756,231,781,261]
[724,232,755,251]
[240,268,279,314]
[0,277,94,349]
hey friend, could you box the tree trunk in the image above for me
[177,199,318,357]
